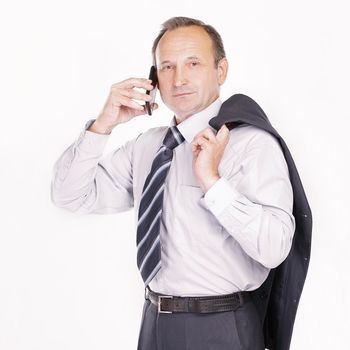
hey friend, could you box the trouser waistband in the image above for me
[145,286,252,314]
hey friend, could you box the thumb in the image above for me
[151,102,159,111]
[216,124,229,142]
[140,102,159,116]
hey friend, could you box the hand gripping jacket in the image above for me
[209,94,312,350]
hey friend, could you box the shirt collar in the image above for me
[170,97,222,144]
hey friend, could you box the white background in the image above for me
[0,0,349,349]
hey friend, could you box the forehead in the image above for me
[156,25,214,61]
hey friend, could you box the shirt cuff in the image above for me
[204,177,242,216]
[74,119,110,154]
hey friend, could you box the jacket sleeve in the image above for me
[203,129,296,268]
[51,119,136,214]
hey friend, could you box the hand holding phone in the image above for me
[145,66,158,115]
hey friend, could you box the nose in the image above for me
[173,67,187,87]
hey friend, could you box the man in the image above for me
[51,17,297,349]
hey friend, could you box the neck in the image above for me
[175,95,220,125]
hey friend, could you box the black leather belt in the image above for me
[145,287,251,314]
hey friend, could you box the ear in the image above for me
[217,57,229,85]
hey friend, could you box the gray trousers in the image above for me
[137,297,265,350]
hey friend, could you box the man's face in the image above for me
[155,25,228,123]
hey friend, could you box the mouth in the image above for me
[173,92,194,97]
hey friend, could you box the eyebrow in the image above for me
[160,56,200,65]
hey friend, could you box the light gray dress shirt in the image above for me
[51,98,295,297]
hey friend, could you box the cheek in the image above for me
[157,79,165,92]
[196,70,217,88]
[158,78,172,96]
[204,73,220,93]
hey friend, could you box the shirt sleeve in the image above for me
[203,129,296,269]
[51,119,135,214]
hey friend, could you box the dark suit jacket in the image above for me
[209,94,312,350]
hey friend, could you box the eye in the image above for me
[190,61,199,67]
[161,65,172,71]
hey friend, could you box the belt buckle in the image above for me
[144,287,150,300]
[158,295,173,314]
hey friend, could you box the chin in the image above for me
[175,109,199,122]
[176,102,200,114]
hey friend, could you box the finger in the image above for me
[115,78,154,91]
[191,144,200,156]
[195,127,216,142]
[119,89,152,102]
[192,143,200,151]
[192,136,210,148]
[117,96,144,111]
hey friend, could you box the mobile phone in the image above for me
[145,66,158,115]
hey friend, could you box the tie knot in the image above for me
[162,126,185,150]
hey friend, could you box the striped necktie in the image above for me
[136,126,185,286]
